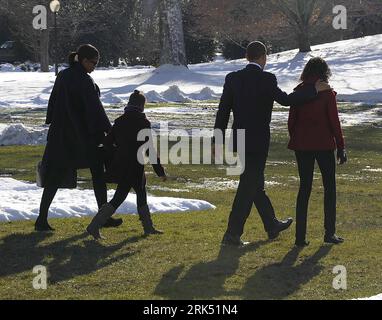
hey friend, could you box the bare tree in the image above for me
[270,0,334,52]
[3,0,379,67]
[142,0,187,66]
[192,0,275,43]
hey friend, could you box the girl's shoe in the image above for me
[138,205,163,236]
[103,217,123,228]
[86,203,116,240]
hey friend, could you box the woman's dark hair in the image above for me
[68,44,99,67]
[300,57,332,82]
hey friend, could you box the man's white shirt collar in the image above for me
[248,62,263,70]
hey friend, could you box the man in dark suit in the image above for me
[214,41,331,247]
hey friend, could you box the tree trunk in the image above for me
[297,28,311,52]
[40,29,49,72]
[159,0,187,66]
[339,29,344,41]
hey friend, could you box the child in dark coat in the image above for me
[87,90,167,240]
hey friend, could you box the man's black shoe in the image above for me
[222,233,250,248]
[267,218,293,240]
[324,234,344,244]
[103,217,123,228]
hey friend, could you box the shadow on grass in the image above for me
[235,245,333,299]
[154,240,270,299]
[155,243,332,300]
[0,231,144,284]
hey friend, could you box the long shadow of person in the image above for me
[235,245,333,300]
[0,231,144,283]
[48,235,144,284]
[0,231,58,277]
[154,240,270,300]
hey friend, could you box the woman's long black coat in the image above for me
[42,63,111,169]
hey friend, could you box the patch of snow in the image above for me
[0,124,48,146]
[148,186,191,193]
[144,86,218,103]
[337,174,367,181]
[362,168,382,173]
[186,178,282,191]
[0,63,19,72]
[102,92,125,105]
[189,87,219,101]
[355,293,382,300]
[161,85,192,103]
[267,161,294,166]
[340,107,382,127]
[145,90,168,103]
[0,178,216,222]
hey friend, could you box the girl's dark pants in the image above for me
[295,150,337,242]
[109,175,148,210]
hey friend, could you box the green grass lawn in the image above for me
[0,125,381,300]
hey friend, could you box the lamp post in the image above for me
[49,0,60,76]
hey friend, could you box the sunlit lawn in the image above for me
[0,121,381,300]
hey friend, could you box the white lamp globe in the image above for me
[50,0,61,13]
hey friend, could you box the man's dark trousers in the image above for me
[226,152,277,238]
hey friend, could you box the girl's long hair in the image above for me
[300,57,332,82]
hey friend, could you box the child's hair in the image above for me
[68,44,100,67]
[300,57,332,82]
[129,90,146,108]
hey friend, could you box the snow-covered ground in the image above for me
[1,34,381,108]
[0,178,215,222]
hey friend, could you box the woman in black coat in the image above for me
[35,44,121,231]
[87,90,167,240]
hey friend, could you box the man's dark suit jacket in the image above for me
[214,64,318,154]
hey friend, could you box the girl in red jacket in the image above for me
[288,57,347,247]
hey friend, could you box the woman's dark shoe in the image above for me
[103,217,123,228]
[34,220,55,232]
[295,240,310,247]
[324,234,344,244]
